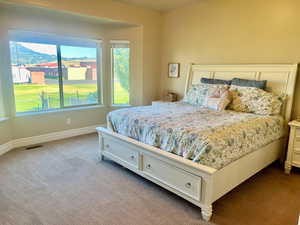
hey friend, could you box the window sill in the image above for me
[0,117,9,123]
[15,104,106,118]
[110,104,131,108]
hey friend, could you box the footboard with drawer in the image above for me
[97,127,284,221]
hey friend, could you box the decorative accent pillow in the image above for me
[201,77,232,85]
[228,85,285,115]
[183,83,230,107]
[205,88,232,111]
[231,78,267,90]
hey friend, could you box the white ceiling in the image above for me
[114,0,199,11]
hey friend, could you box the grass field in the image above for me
[14,82,129,112]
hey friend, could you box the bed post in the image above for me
[201,205,213,221]
[184,63,193,94]
[201,176,214,221]
[97,130,104,161]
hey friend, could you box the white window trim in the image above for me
[0,117,9,123]
[110,40,130,44]
[15,104,105,118]
[0,85,5,119]
[9,30,102,47]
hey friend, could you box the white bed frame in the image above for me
[97,64,298,221]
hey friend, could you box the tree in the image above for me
[113,48,130,91]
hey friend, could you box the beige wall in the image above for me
[0,120,12,144]
[160,0,300,118]
[0,1,161,142]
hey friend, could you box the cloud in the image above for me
[19,42,57,55]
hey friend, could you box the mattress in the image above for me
[107,102,284,170]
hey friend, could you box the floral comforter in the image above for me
[107,102,284,170]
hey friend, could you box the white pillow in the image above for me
[228,85,285,115]
[205,88,232,111]
[183,84,231,111]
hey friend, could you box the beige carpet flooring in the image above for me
[0,133,300,225]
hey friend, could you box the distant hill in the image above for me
[10,42,57,65]
[10,42,93,65]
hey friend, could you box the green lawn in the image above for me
[113,82,129,105]
[14,82,129,112]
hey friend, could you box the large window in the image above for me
[111,41,130,105]
[9,31,101,114]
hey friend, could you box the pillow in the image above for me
[201,78,232,85]
[231,78,267,90]
[228,85,285,115]
[205,88,232,111]
[183,83,229,107]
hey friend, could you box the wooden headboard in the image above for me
[185,64,298,122]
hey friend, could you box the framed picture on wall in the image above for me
[168,63,180,78]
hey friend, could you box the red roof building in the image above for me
[37,62,58,68]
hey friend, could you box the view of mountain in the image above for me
[10,42,57,65]
[10,42,93,65]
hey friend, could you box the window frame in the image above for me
[110,40,131,106]
[0,70,5,119]
[8,31,103,115]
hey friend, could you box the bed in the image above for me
[97,64,298,221]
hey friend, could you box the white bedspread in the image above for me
[107,102,284,169]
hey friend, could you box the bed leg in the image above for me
[285,162,291,174]
[98,153,104,162]
[98,131,104,162]
[201,205,212,222]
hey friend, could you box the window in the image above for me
[10,42,60,112]
[0,83,5,119]
[9,31,101,114]
[0,65,7,118]
[111,41,130,105]
[60,45,99,107]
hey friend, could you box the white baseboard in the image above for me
[0,124,105,156]
[0,141,14,156]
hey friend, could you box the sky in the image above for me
[61,46,96,58]
[19,42,96,58]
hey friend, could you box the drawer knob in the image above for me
[185,182,192,188]
[146,164,151,169]
[130,155,135,160]
[105,144,110,148]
